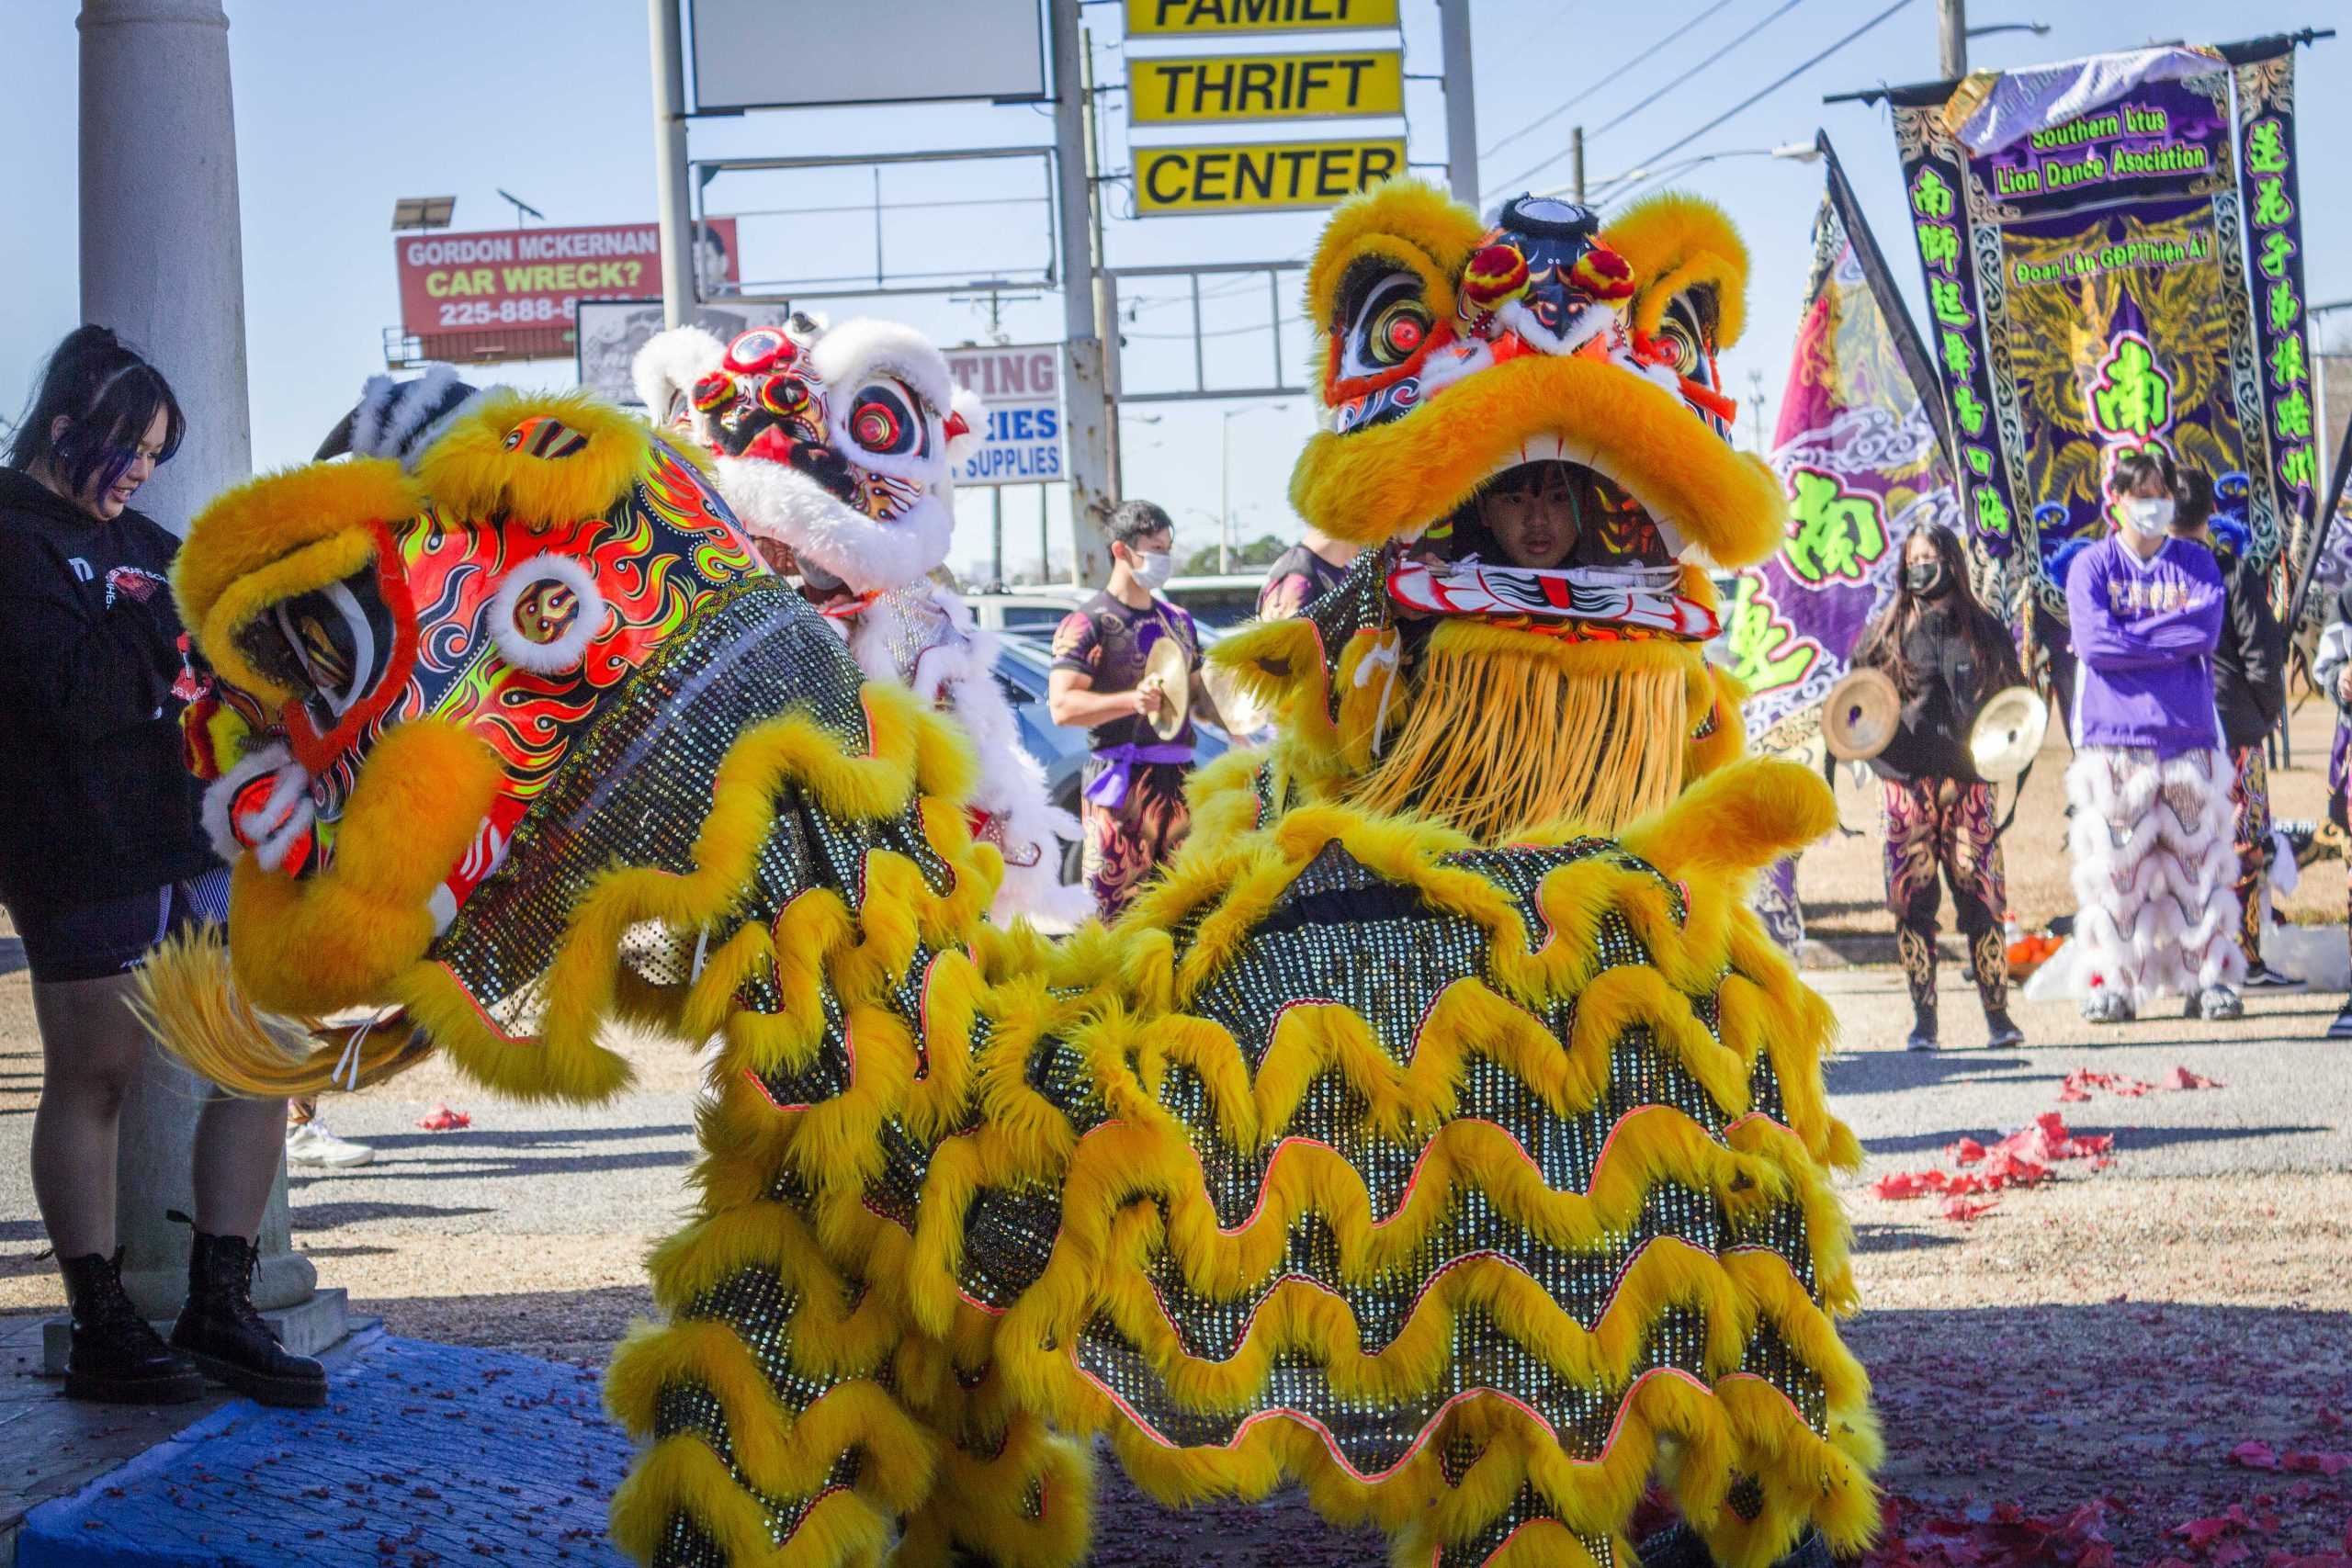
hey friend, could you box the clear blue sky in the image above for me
[4,1,2345,580]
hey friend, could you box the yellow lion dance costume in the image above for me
[149,182,1871,1568]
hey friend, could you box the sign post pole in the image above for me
[1052,0,1114,589]
[648,0,695,329]
[1439,0,1479,205]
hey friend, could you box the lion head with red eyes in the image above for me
[1220,181,1781,841]
[636,315,984,598]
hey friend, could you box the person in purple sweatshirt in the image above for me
[2064,449,2244,1023]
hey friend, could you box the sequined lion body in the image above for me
[149,181,1871,1568]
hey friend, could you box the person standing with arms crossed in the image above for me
[0,326,327,1405]
[2065,450,2243,1024]
[1047,501,1224,917]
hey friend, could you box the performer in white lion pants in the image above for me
[2064,449,2244,1023]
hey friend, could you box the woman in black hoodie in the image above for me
[1,326,323,1407]
[1850,524,2028,1054]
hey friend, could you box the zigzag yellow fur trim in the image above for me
[608,1434,894,1568]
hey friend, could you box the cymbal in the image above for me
[1969,684,2049,783]
[1140,634,1191,741]
[1822,667,1901,761]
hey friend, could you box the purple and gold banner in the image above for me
[1886,39,2315,622]
[1729,137,1959,755]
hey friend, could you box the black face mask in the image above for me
[1905,562,1949,597]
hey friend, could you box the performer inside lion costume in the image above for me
[150,182,1871,1568]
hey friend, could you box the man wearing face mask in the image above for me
[1047,500,1224,916]
[1850,525,2027,1052]
[2064,449,2244,1023]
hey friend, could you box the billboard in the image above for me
[396,220,740,364]
[942,344,1064,487]
[575,299,760,410]
[686,0,1046,111]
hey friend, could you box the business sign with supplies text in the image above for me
[943,344,1065,486]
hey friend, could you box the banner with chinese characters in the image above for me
[1728,137,1960,756]
[1885,39,2315,620]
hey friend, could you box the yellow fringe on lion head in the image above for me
[1343,622,1713,840]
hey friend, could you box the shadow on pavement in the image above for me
[288,1199,497,1232]
[1860,1121,2330,1159]
[355,1123,692,1155]
[1826,1054,2033,1093]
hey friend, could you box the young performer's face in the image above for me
[1476,463,1578,570]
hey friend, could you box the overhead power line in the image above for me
[1487,0,1812,201]
[1479,0,1742,164]
[1588,0,1921,207]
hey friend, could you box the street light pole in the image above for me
[1221,414,1231,575]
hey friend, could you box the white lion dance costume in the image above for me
[638,315,1089,929]
[148,182,1874,1568]
[2062,529,2244,1020]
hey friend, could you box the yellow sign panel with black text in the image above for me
[1134,139,1405,215]
[1130,51,1402,123]
[1124,0,1402,38]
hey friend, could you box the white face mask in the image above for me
[1127,547,1174,591]
[2121,496,2176,536]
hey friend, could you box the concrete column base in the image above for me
[41,1288,356,1376]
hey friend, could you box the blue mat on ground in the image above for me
[18,1335,635,1566]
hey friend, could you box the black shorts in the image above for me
[6,869,231,985]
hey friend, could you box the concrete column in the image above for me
[77,0,311,1321]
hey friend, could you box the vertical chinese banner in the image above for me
[1884,43,2302,627]
[1731,138,1960,760]
[2230,41,2319,628]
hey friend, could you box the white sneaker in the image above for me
[286,1118,375,1168]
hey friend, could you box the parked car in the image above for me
[965,572,1269,648]
[989,633,1231,886]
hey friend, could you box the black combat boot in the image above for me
[166,1224,328,1408]
[57,1248,205,1404]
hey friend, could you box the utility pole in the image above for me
[75,0,322,1337]
[1571,126,1587,203]
[1050,0,1114,588]
[1748,368,1769,455]
[1939,0,1967,78]
[648,0,695,328]
[1438,0,1479,206]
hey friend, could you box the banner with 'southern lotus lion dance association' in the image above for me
[1884,39,2318,622]
[1728,135,1961,759]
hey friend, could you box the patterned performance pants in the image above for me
[1080,758,1192,919]
[1882,776,2007,1019]
[2066,746,2245,1007]
[2229,744,2272,969]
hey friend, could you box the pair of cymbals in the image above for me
[1138,635,1191,740]
[1820,669,2046,782]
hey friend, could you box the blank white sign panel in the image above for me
[688,0,1048,111]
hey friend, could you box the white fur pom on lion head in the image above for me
[654,314,979,595]
[631,325,726,440]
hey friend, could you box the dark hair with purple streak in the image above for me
[6,324,185,502]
